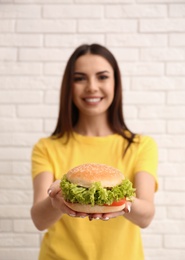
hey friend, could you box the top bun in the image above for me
[66,163,124,188]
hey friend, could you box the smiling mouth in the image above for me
[83,98,102,103]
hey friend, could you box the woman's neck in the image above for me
[74,115,114,137]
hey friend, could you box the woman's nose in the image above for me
[86,79,98,92]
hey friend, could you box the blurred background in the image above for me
[0,0,185,259]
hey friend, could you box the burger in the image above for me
[60,163,135,213]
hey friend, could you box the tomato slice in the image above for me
[104,198,126,206]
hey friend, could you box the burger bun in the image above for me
[64,200,126,214]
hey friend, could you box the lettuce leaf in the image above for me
[60,175,135,206]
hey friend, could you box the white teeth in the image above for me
[85,98,101,103]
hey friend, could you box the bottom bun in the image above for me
[64,200,125,213]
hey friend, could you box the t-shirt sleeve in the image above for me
[31,138,54,179]
[134,136,159,191]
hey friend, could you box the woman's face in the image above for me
[72,54,115,118]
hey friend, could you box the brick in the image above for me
[0,118,43,133]
[167,91,185,104]
[106,4,167,18]
[43,5,103,18]
[0,147,31,160]
[0,219,13,232]
[0,4,41,18]
[44,119,56,133]
[0,205,30,218]
[0,190,32,204]
[165,235,185,249]
[76,0,134,2]
[167,120,185,134]
[12,162,31,175]
[140,48,185,61]
[154,206,167,220]
[0,91,43,104]
[0,162,12,175]
[138,0,184,3]
[124,105,138,118]
[0,175,32,189]
[144,220,185,234]
[16,19,76,33]
[169,4,185,17]
[158,148,168,163]
[110,48,139,61]
[0,133,43,146]
[13,219,39,233]
[15,0,72,2]
[43,62,66,75]
[0,62,42,75]
[167,62,185,75]
[168,149,185,162]
[169,34,185,46]
[132,77,185,90]
[120,62,164,76]
[45,34,105,47]
[155,191,185,205]
[13,133,43,146]
[0,76,61,90]
[142,234,163,247]
[144,248,185,260]
[124,91,165,105]
[17,105,58,118]
[0,248,40,260]
[0,34,42,47]
[165,178,185,191]
[158,163,185,177]
[167,206,185,220]
[0,20,14,32]
[0,48,17,61]
[0,233,39,247]
[126,119,166,134]
[44,90,59,104]
[139,106,185,119]
[154,135,185,148]
[0,105,15,117]
[79,19,137,33]
[107,34,167,47]
[19,48,73,61]
[140,19,185,32]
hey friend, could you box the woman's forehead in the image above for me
[74,54,113,73]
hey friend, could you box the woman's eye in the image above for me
[73,77,84,82]
[99,75,108,80]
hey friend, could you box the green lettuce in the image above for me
[60,175,135,206]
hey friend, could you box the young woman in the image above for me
[31,44,158,260]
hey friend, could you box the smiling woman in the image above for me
[72,53,115,120]
[31,44,158,260]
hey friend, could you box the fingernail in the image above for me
[93,217,100,220]
[127,205,131,213]
[69,214,76,217]
[47,189,52,196]
[102,217,109,221]
[124,205,131,213]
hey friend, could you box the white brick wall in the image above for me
[0,1,185,259]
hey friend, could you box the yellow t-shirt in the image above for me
[32,132,158,260]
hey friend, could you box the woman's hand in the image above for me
[88,201,132,221]
[48,180,89,218]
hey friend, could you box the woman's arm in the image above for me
[123,171,156,228]
[30,172,77,231]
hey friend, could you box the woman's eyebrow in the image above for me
[97,70,110,75]
[73,70,110,75]
[73,72,85,75]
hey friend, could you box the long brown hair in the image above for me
[52,44,136,152]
